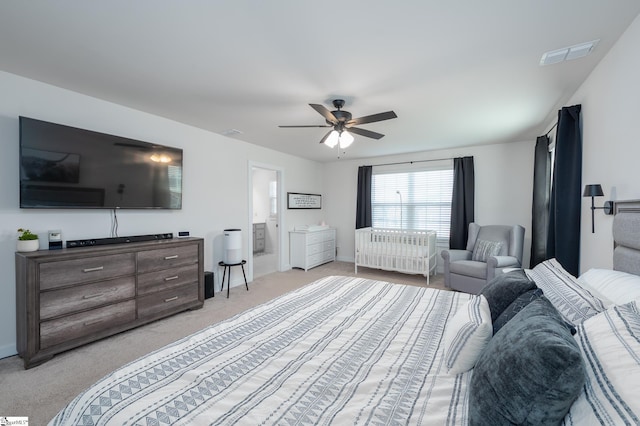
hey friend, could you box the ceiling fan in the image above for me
[279,99,397,148]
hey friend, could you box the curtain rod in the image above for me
[545,122,558,136]
[364,157,452,168]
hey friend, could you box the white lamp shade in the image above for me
[324,130,339,148]
[339,131,354,148]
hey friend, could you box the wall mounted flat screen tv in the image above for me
[19,116,183,209]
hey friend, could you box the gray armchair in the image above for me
[441,223,525,294]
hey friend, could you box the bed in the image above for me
[354,227,437,284]
[50,204,640,425]
[50,276,473,425]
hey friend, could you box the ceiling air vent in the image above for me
[221,129,243,136]
[540,40,599,66]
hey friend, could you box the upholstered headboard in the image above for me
[612,200,640,276]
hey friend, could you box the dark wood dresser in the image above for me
[15,237,204,368]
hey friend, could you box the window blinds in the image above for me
[371,161,453,243]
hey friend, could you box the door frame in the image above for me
[247,161,286,281]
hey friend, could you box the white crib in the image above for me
[355,227,437,284]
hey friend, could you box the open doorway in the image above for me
[248,163,283,280]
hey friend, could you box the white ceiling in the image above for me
[1,1,639,162]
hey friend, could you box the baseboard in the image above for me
[0,342,18,360]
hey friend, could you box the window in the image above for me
[372,160,453,244]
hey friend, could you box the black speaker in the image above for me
[204,271,214,299]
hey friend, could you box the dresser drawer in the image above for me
[306,232,324,245]
[137,244,198,273]
[137,283,199,319]
[138,264,199,296]
[307,252,324,266]
[40,300,136,349]
[307,242,323,256]
[39,253,136,290]
[323,230,336,242]
[40,277,135,320]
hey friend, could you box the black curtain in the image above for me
[530,135,551,268]
[547,105,582,276]
[355,166,372,229]
[449,156,475,249]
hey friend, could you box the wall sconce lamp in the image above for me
[583,184,613,233]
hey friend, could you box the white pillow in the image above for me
[444,295,493,374]
[526,259,607,324]
[578,268,640,305]
[563,300,640,425]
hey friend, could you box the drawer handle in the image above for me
[83,318,103,326]
[82,287,117,299]
[164,275,179,281]
[83,292,103,299]
[82,266,104,273]
[164,296,179,303]
[164,255,179,260]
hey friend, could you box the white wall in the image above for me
[0,71,325,358]
[564,15,640,273]
[322,140,535,269]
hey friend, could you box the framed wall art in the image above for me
[287,192,322,209]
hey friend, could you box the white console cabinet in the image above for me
[289,228,336,271]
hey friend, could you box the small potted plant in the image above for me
[17,228,39,252]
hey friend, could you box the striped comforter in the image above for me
[50,276,472,425]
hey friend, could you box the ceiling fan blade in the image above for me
[279,125,333,128]
[309,103,338,124]
[347,127,385,140]
[348,110,397,126]
[319,130,334,144]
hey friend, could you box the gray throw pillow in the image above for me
[468,297,586,426]
[472,239,502,262]
[479,269,537,322]
[492,288,544,335]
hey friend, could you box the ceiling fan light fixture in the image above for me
[324,130,339,148]
[281,99,397,147]
[339,131,354,148]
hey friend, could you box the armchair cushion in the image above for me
[472,239,503,262]
[449,260,489,279]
